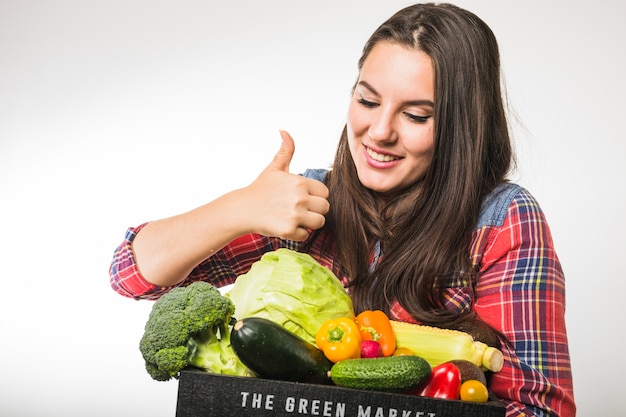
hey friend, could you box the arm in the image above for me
[115,131,330,289]
[473,190,575,416]
[110,225,295,300]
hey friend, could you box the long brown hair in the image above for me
[324,3,512,327]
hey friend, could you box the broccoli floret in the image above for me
[139,281,249,381]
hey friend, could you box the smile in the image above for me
[366,146,401,162]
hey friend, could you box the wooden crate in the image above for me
[176,369,505,417]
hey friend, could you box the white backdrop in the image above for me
[1,1,624,416]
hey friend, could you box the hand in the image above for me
[241,130,330,241]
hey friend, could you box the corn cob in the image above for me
[389,320,503,372]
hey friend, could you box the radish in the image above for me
[360,340,383,358]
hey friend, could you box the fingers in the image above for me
[307,176,330,200]
[286,227,314,242]
[265,190,330,242]
[250,130,331,241]
[294,194,330,237]
[306,194,331,217]
[266,130,295,173]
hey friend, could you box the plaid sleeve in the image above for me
[109,224,301,300]
[108,223,166,300]
[473,189,575,416]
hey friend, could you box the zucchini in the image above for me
[329,355,431,393]
[230,317,333,384]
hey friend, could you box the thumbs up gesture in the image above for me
[241,131,330,241]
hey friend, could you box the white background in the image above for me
[1,1,624,416]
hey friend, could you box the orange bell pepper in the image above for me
[316,317,361,363]
[355,310,396,357]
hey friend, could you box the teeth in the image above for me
[367,147,400,162]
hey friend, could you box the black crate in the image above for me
[176,369,505,417]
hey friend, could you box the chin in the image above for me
[357,174,396,194]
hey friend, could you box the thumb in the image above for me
[268,130,295,172]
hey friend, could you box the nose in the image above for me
[367,107,396,143]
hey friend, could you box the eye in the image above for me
[356,91,378,109]
[357,97,378,108]
[404,112,432,123]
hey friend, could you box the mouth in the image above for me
[366,146,402,163]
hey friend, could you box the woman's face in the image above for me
[347,41,435,195]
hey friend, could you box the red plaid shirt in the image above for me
[109,182,575,416]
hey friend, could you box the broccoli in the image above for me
[139,281,250,381]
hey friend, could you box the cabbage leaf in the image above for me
[227,248,354,345]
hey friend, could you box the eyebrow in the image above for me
[357,80,435,108]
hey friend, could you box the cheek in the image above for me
[346,104,364,158]
[405,127,435,157]
[347,102,368,136]
[346,127,358,161]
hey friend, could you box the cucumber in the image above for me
[230,317,333,384]
[330,355,431,393]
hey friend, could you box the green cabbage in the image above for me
[226,248,354,345]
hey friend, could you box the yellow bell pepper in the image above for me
[315,317,362,363]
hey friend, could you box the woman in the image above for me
[110,3,575,415]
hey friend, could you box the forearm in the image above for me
[118,133,330,289]
[131,189,253,287]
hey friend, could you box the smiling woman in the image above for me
[347,41,436,194]
[3,0,625,415]
[107,3,575,416]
